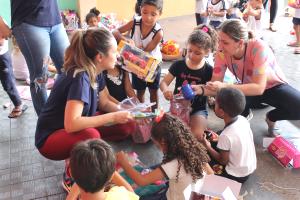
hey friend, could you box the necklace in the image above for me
[230,44,248,84]
[106,72,123,85]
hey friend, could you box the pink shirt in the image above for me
[213,39,287,89]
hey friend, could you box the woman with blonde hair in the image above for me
[35,28,133,191]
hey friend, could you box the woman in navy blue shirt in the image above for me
[35,28,133,191]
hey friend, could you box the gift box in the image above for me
[267,136,300,168]
[183,174,241,200]
[118,40,161,82]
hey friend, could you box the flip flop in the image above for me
[287,41,300,47]
[8,104,28,118]
[294,47,300,54]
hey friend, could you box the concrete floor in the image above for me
[0,14,300,200]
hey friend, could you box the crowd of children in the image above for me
[2,0,300,199]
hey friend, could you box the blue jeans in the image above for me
[12,22,69,115]
[0,52,22,107]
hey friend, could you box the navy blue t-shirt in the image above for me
[11,0,61,27]
[169,59,213,114]
[35,70,105,149]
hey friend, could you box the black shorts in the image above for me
[132,66,161,90]
[293,17,300,25]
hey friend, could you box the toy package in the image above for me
[60,10,79,33]
[118,40,161,82]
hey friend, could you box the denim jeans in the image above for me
[12,22,69,115]
[0,52,22,107]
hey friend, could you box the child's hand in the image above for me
[163,90,173,101]
[116,151,128,165]
[206,81,226,92]
[113,111,133,124]
[202,136,212,149]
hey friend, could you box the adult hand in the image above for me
[206,81,227,92]
[113,111,133,124]
[0,17,11,39]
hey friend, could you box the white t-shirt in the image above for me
[295,8,300,19]
[195,0,208,14]
[0,39,8,55]
[207,0,227,22]
[247,8,265,39]
[161,159,204,200]
[217,116,257,177]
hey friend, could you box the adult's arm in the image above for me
[99,87,121,112]
[0,16,11,39]
[64,100,132,133]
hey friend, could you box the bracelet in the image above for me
[199,85,205,96]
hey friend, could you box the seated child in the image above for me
[67,139,138,200]
[206,0,228,29]
[203,87,257,183]
[243,0,264,39]
[117,113,213,200]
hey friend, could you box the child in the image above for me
[67,139,138,200]
[203,88,257,184]
[86,8,108,30]
[117,113,213,200]
[0,31,27,118]
[195,0,208,25]
[135,0,143,16]
[243,0,264,39]
[287,2,300,54]
[113,0,163,111]
[206,0,227,29]
[160,25,218,141]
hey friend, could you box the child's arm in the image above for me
[116,151,166,186]
[210,9,226,17]
[124,71,137,99]
[0,16,11,39]
[203,138,229,165]
[160,73,175,100]
[143,30,163,53]
[112,20,134,43]
[111,171,134,192]
[203,163,214,175]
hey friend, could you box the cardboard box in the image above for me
[268,136,300,168]
[118,40,161,82]
[184,174,242,200]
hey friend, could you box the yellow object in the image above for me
[161,40,180,56]
[105,186,139,200]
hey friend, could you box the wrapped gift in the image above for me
[267,136,300,168]
[170,96,191,125]
[118,40,161,82]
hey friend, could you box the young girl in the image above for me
[160,25,218,141]
[113,0,163,111]
[116,113,213,200]
[243,0,264,39]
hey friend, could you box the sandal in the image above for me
[294,47,300,54]
[287,41,300,47]
[8,104,28,118]
[269,24,277,32]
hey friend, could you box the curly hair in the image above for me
[151,113,210,182]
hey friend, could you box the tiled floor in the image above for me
[0,14,300,200]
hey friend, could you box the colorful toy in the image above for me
[161,40,180,56]
[60,10,79,33]
[118,40,160,82]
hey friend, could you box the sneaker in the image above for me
[62,170,74,193]
[265,117,280,137]
[246,109,253,121]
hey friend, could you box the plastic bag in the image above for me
[132,118,153,143]
[170,96,191,125]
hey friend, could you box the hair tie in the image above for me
[201,26,209,33]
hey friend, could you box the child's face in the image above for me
[249,0,262,8]
[140,5,161,27]
[214,100,224,119]
[88,17,98,27]
[186,43,208,65]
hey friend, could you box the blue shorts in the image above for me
[293,17,300,25]
[191,109,208,118]
[132,66,161,90]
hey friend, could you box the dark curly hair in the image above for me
[151,113,210,182]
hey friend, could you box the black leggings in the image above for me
[263,0,278,24]
[241,84,300,122]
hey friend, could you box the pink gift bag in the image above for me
[169,97,191,125]
[131,119,153,143]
